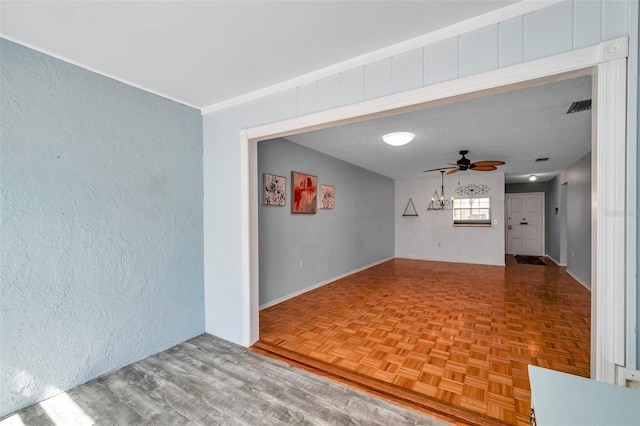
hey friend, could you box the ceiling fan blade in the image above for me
[472,161,505,167]
[446,169,459,175]
[472,166,497,171]
[423,166,457,172]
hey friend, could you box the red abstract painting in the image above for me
[291,171,317,214]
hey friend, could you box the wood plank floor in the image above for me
[256,257,591,426]
[1,334,447,426]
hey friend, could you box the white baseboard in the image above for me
[396,255,505,267]
[566,269,591,291]
[259,257,394,310]
[545,255,566,267]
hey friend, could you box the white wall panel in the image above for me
[459,25,499,77]
[236,98,262,129]
[296,81,317,117]
[574,0,601,49]
[317,74,340,112]
[203,110,245,344]
[499,17,524,68]
[260,93,278,124]
[424,38,458,86]
[524,1,573,62]
[277,88,297,120]
[339,67,365,106]
[602,0,629,41]
[392,48,423,93]
[365,58,393,100]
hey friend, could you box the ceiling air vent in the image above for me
[567,99,592,114]
[535,157,549,162]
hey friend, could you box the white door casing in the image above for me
[239,37,632,384]
[507,193,544,256]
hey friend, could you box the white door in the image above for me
[506,193,544,256]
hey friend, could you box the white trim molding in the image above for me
[593,55,628,383]
[566,269,591,291]
[545,255,566,267]
[625,0,639,371]
[201,1,565,115]
[240,129,260,346]
[239,38,634,385]
[247,39,627,141]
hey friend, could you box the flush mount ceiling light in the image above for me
[382,132,415,146]
[529,174,538,181]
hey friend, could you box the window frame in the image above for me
[452,197,492,227]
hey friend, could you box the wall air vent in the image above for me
[566,99,592,114]
[535,157,549,162]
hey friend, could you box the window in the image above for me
[453,198,491,226]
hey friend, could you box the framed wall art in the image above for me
[263,173,286,206]
[320,184,334,209]
[291,171,317,214]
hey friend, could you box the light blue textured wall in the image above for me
[203,0,636,349]
[258,138,394,306]
[0,39,204,416]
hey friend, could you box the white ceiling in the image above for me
[284,76,592,183]
[0,1,517,109]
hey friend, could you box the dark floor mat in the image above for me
[515,255,546,265]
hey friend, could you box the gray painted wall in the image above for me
[258,138,394,306]
[566,153,592,287]
[548,178,565,264]
[547,153,592,288]
[505,182,550,253]
[0,39,204,416]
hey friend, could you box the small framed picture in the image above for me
[263,173,286,206]
[291,171,317,214]
[321,184,334,209]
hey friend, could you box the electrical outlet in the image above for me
[299,259,304,269]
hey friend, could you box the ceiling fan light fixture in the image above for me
[382,132,415,146]
[529,174,538,181]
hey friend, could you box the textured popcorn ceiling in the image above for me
[285,76,592,183]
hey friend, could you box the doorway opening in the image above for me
[240,39,631,394]
[252,75,594,425]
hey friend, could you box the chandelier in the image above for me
[427,171,453,211]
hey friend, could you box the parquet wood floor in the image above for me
[256,257,591,426]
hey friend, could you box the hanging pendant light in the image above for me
[428,171,453,211]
